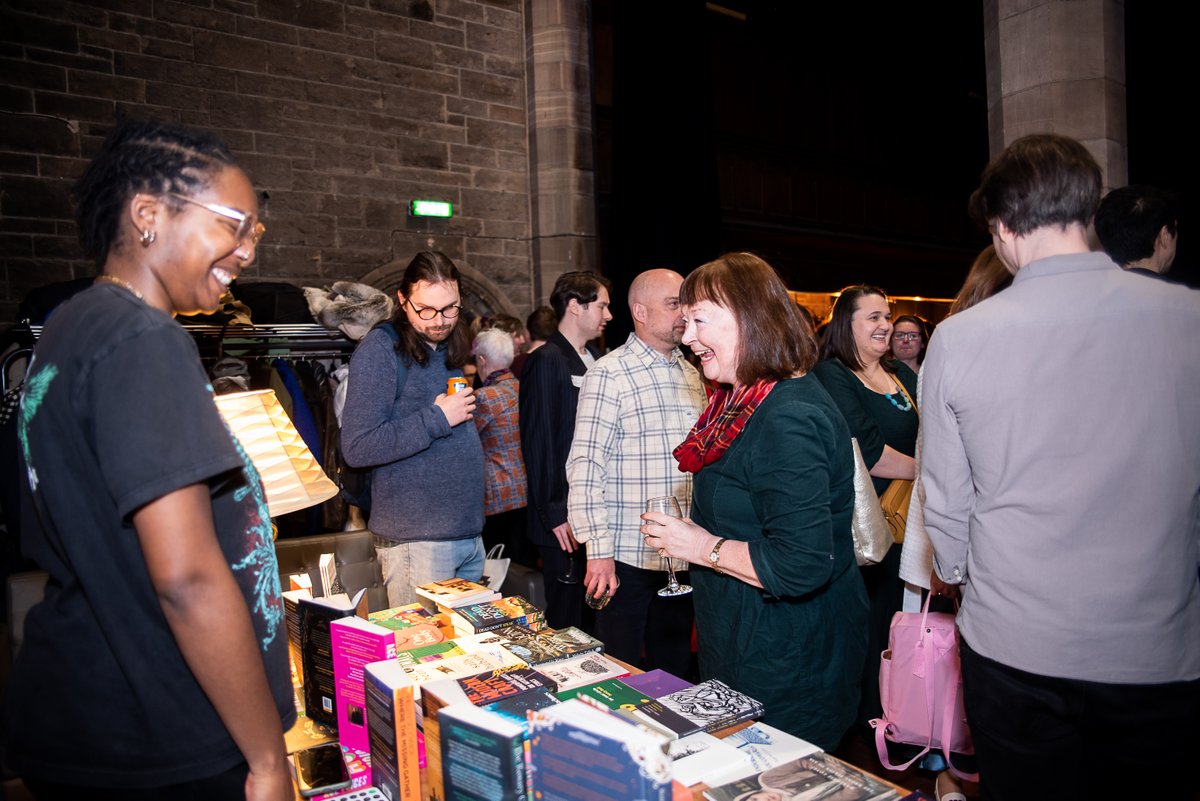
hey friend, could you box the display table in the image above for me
[288,655,911,800]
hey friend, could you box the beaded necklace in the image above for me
[885,388,912,412]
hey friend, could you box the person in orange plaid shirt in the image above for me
[472,327,530,566]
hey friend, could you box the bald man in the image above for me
[566,269,707,674]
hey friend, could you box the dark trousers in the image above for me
[960,638,1200,801]
[25,762,249,801]
[596,561,694,677]
[536,543,586,631]
[481,507,537,568]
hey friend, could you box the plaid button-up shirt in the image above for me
[566,334,707,568]
[475,369,527,516]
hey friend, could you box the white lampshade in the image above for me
[213,389,339,518]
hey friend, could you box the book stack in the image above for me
[493,624,603,667]
[528,698,672,801]
[368,602,455,651]
[414,577,501,614]
[450,595,547,635]
[421,666,558,801]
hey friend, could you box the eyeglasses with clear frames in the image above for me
[165,192,266,247]
[893,332,922,342]
[406,299,462,320]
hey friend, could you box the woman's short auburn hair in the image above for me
[679,252,817,385]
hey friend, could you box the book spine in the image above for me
[364,668,420,801]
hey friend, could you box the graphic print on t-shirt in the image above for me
[17,356,56,492]
[213,385,285,652]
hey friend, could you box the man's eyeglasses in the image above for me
[407,299,462,320]
[166,193,266,247]
[893,332,922,343]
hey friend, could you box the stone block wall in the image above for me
[0,0,545,324]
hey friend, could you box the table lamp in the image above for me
[213,389,339,519]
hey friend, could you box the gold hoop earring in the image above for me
[139,229,156,247]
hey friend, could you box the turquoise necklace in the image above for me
[886,389,912,412]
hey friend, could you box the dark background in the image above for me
[590,1,1196,339]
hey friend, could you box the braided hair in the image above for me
[73,119,238,269]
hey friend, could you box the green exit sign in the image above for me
[410,199,453,218]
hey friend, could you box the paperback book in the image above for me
[655,678,764,734]
[330,616,398,752]
[298,588,368,727]
[534,652,630,691]
[528,698,672,801]
[404,650,527,693]
[701,722,822,787]
[703,753,899,801]
[457,667,557,705]
[394,639,466,668]
[282,588,312,688]
[494,624,603,666]
[667,732,753,788]
[363,660,421,801]
[622,668,694,699]
[451,595,547,635]
[555,678,651,710]
[415,577,501,613]
[438,702,528,801]
[481,690,560,733]
[368,602,454,650]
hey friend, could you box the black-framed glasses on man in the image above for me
[406,299,462,320]
[893,332,922,343]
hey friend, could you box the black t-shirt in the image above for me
[4,284,296,787]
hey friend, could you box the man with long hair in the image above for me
[341,252,486,605]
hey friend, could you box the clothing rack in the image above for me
[20,322,357,366]
[182,324,357,361]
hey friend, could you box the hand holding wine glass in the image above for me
[643,495,692,597]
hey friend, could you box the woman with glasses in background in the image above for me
[6,119,294,800]
[890,315,928,375]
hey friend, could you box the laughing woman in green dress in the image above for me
[642,253,868,750]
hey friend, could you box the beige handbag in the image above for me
[851,437,894,566]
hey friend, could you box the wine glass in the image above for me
[644,496,692,597]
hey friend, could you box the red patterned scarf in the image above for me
[673,378,777,474]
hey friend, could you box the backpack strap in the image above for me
[374,322,409,401]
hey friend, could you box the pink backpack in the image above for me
[869,594,979,781]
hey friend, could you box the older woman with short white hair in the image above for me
[472,327,529,561]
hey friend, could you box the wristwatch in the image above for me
[708,538,728,574]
